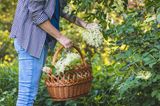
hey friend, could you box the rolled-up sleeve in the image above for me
[28,0,49,25]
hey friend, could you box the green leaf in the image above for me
[157,14,160,23]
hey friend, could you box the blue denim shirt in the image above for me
[45,0,60,50]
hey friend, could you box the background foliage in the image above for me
[0,0,160,106]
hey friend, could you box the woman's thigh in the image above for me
[14,38,48,105]
[14,38,48,84]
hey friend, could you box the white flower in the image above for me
[54,53,81,75]
[136,71,152,80]
[63,4,72,14]
[82,23,104,48]
[42,66,51,74]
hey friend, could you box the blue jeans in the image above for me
[14,38,49,106]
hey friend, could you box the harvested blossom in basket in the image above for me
[82,23,104,48]
[42,66,51,74]
[55,53,81,75]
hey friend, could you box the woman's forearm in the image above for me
[74,17,87,28]
[61,12,87,28]
[38,20,62,40]
[38,20,73,48]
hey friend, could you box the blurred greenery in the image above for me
[0,0,160,106]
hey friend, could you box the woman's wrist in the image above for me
[74,17,88,29]
[55,34,63,41]
[81,22,88,29]
[84,22,88,29]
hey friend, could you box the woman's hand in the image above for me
[57,35,73,48]
[85,23,98,30]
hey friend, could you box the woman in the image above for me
[9,0,93,105]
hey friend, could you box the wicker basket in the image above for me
[45,45,93,101]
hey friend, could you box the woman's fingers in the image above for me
[57,35,73,48]
[64,39,73,48]
[66,41,73,48]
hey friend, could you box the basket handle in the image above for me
[51,45,87,67]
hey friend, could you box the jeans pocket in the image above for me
[14,39,25,53]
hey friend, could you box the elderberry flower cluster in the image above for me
[42,66,51,74]
[82,23,103,48]
[54,53,81,75]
